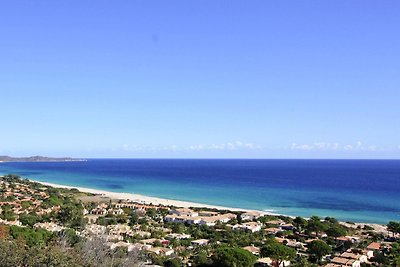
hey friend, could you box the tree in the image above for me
[371,251,389,265]
[261,241,296,267]
[146,208,157,219]
[58,203,85,229]
[129,212,139,226]
[163,258,181,267]
[394,256,400,267]
[307,240,332,264]
[326,226,347,238]
[193,251,211,266]
[293,216,307,233]
[387,221,400,236]
[19,213,40,227]
[306,216,324,237]
[212,247,255,267]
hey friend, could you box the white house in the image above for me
[241,211,262,221]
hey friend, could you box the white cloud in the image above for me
[291,141,379,152]
[186,141,261,151]
[120,141,262,153]
[291,143,313,151]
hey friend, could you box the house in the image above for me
[216,213,237,223]
[198,211,219,217]
[169,208,198,217]
[366,242,381,258]
[256,257,290,267]
[199,217,217,226]
[233,222,262,233]
[134,231,151,238]
[280,223,294,231]
[167,233,191,240]
[164,214,201,224]
[108,208,124,215]
[242,245,260,255]
[191,239,209,246]
[330,257,360,267]
[265,227,282,235]
[109,241,144,252]
[146,247,174,256]
[340,252,368,263]
[241,211,262,221]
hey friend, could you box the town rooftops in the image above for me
[331,257,349,265]
[324,264,342,267]
[242,245,260,255]
[367,242,381,250]
[191,239,209,245]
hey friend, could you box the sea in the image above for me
[0,159,399,224]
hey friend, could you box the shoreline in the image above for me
[30,179,276,215]
[29,179,388,233]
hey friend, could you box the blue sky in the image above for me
[1,1,399,158]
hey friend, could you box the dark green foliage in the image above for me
[9,225,54,246]
[129,211,139,225]
[306,216,325,237]
[193,251,212,266]
[164,257,182,267]
[0,205,16,221]
[146,208,157,219]
[371,251,389,265]
[0,235,143,267]
[19,213,41,227]
[387,221,400,235]
[212,246,255,267]
[293,216,307,232]
[326,226,347,238]
[58,202,86,229]
[260,240,296,266]
[307,240,332,264]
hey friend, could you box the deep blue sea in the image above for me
[0,159,399,224]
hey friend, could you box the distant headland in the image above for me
[0,155,86,162]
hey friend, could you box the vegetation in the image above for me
[307,240,332,264]
[260,240,296,266]
[212,246,255,267]
[1,174,399,266]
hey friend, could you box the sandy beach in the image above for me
[27,179,388,233]
[12,178,387,234]
[31,179,274,215]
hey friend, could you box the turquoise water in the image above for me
[0,159,399,224]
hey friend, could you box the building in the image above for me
[169,208,199,217]
[191,239,209,246]
[241,211,263,221]
[233,222,262,233]
[242,245,260,255]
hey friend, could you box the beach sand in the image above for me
[32,179,273,215]
[30,179,387,232]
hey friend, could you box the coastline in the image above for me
[29,179,388,233]
[30,179,275,215]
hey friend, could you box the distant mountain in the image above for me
[0,156,86,162]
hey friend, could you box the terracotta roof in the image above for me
[331,257,349,265]
[242,246,260,254]
[367,242,381,250]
